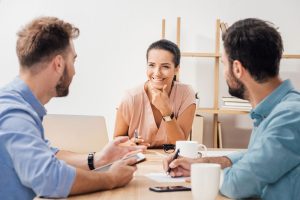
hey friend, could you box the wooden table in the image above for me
[37,149,232,200]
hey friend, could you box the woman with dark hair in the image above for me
[114,39,196,148]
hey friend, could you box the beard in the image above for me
[227,68,246,100]
[56,67,72,97]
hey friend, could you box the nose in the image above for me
[153,67,162,76]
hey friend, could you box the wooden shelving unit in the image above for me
[198,108,249,115]
[161,17,300,148]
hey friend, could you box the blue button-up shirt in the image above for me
[0,77,76,199]
[220,80,300,199]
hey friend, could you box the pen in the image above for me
[167,148,180,174]
[134,129,139,145]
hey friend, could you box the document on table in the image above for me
[145,172,187,183]
[201,150,243,157]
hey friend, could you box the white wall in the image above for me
[1,0,300,147]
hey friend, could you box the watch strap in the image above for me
[88,152,96,170]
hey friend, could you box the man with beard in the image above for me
[0,17,145,199]
[163,18,300,199]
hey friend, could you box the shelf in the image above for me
[282,54,300,59]
[196,107,249,115]
[166,18,300,148]
[181,52,300,59]
[181,52,220,58]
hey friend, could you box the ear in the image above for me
[52,55,65,75]
[232,60,244,79]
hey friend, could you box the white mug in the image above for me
[175,141,207,158]
[191,163,221,200]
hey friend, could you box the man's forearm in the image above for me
[200,156,232,169]
[56,150,109,170]
[70,168,114,195]
[55,150,90,170]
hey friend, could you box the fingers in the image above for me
[123,150,143,158]
[166,157,193,177]
[139,142,151,147]
[108,159,137,188]
[148,82,162,93]
[130,137,144,144]
[163,158,169,172]
[169,157,188,169]
[129,136,150,147]
[162,153,176,172]
[113,136,129,145]
[124,157,139,167]
[169,166,191,177]
[148,81,162,91]
[162,155,171,172]
[111,158,137,173]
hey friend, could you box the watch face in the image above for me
[163,113,174,122]
[164,116,172,121]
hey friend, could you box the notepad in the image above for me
[203,150,240,157]
[145,173,187,183]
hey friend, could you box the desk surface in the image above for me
[37,149,233,200]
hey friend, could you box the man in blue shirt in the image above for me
[0,17,145,199]
[163,18,300,199]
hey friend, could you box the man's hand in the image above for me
[163,153,198,177]
[163,153,233,177]
[70,157,138,194]
[95,136,146,167]
[106,157,138,188]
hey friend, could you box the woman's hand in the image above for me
[148,83,172,116]
[128,135,151,147]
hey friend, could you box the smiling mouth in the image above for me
[151,77,165,82]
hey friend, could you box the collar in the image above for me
[13,77,47,119]
[250,79,294,127]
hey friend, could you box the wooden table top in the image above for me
[36,149,233,200]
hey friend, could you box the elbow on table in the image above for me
[220,178,261,199]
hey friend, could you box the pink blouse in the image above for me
[118,81,195,147]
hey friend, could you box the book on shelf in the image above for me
[221,105,252,111]
[221,96,250,103]
[223,101,251,107]
[221,96,252,111]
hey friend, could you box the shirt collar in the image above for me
[250,79,294,127]
[13,77,47,119]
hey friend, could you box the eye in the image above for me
[148,63,155,68]
[162,65,170,69]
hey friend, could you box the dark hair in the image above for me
[222,18,283,82]
[16,16,79,68]
[146,39,181,68]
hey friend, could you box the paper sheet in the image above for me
[202,150,241,157]
[145,172,187,183]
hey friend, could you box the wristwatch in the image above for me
[88,152,96,170]
[162,112,174,122]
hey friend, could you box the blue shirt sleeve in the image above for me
[45,138,60,154]
[226,151,245,164]
[220,107,300,199]
[2,112,76,198]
